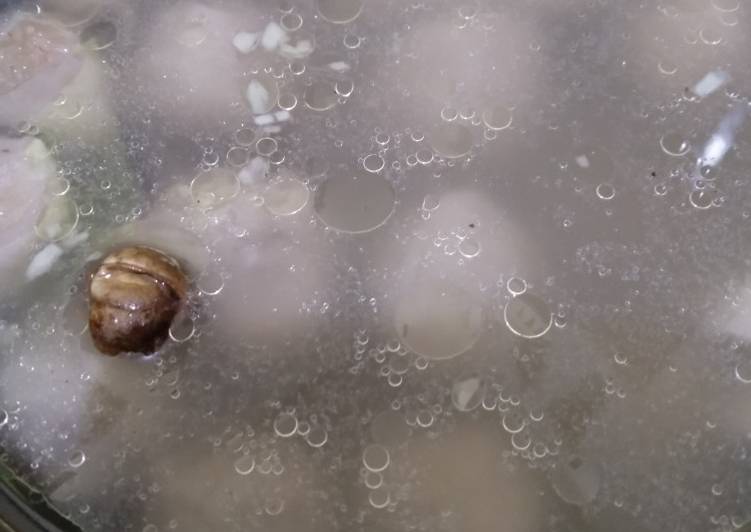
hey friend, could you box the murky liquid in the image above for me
[2,1,751,531]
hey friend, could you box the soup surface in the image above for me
[1,1,751,531]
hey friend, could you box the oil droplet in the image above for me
[35,197,79,242]
[168,312,195,343]
[278,91,298,111]
[660,132,690,157]
[234,128,256,147]
[280,13,303,31]
[226,147,249,167]
[176,18,207,47]
[712,0,740,11]
[363,154,385,173]
[273,413,298,438]
[430,123,473,159]
[734,359,751,383]
[482,105,513,131]
[441,107,459,121]
[68,450,86,468]
[689,189,715,210]
[699,25,723,45]
[344,34,361,48]
[234,454,255,475]
[371,410,409,446]
[304,81,338,111]
[364,470,383,489]
[422,194,440,211]
[190,168,240,209]
[264,498,285,516]
[551,456,601,505]
[395,279,483,360]
[507,277,527,296]
[0,410,7,429]
[142,525,158,532]
[362,444,390,472]
[502,412,526,434]
[369,486,390,509]
[503,293,553,339]
[49,177,70,197]
[596,183,615,200]
[614,352,628,365]
[416,148,434,165]
[451,377,484,412]
[198,271,224,296]
[657,59,678,76]
[458,238,481,258]
[264,177,309,216]
[511,431,531,451]
[317,0,364,23]
[314,173,395,233]
[335,79,354,97]
[255,137,278,156]
[416,410,434,427]
[306,426,328,447]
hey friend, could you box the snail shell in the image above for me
[89,246,188,355]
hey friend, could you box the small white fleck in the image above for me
[239,157,270,186]
[253,113,275,126]
[246,80,270,114]
[26,243,63,280]
[261,22,287,51]
[232,31,259,54]
[692,70,730,98]
[61,230,89,250]
[575,154,590,168]
[279,39,313,59]
[328,61,350,72]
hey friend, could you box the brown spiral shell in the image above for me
[89,246,188,356]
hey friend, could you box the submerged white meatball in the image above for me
[0,136,57,295]
[0,11,115,141]
[108,166,334,347]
